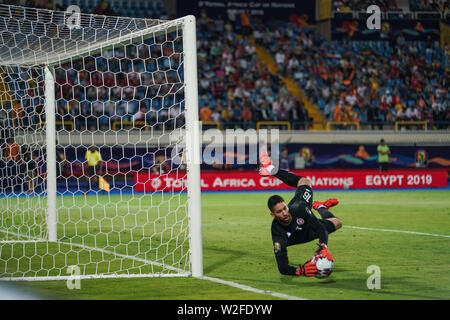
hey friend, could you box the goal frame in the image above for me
[1,14,203,281]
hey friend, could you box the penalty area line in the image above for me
[345,226,450,238]
[200,275,307,300]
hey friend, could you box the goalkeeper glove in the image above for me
[296,259,317,277]
[314,243,334,262]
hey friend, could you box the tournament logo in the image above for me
[415,149,428,168]
[296,218,304,226]
[273,242,281,253]
[299,147,314,167]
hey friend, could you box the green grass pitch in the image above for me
[2,189,450,300]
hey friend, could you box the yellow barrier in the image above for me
[112,120,148,131]
[326,121,360,130]
[395,121,428,131]
[55,120,74,131]
[38,121,75,131]
[201,121,221,130]
[256,121,291,130]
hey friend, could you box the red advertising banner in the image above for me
[135,169,448,192]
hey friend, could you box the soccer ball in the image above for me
[312,255,334,278]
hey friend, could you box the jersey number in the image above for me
[303,190,311,203]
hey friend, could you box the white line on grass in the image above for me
[0,228,187,275]
[200,276,307,300]
[0,228,306,300]
[0,229,43,241]
[345,225,450,238]
[9,224,448,298]
[199,223,449,300]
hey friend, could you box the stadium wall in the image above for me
[332,17,440,41]
[50,130,450,146]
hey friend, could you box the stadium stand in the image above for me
[262,22,449,130]
[410,0,449,12]
[6,1,450,131]
[333,0,449,13]
[196,14,303,130]
[53,0,169,19]
[187,5,446,131]
[210,16,449,130]
[333,0,401,12]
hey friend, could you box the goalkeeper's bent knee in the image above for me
[297,177,311,188]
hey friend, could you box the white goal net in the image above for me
[0,5,202,280]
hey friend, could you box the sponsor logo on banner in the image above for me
[135,169,447,192]
[151,178,162,189]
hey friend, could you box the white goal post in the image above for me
[0,5,202,280]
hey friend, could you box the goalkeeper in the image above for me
[260,150,342,277]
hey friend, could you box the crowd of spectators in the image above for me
[195,11,309,129]
[50,9,311,132]
[333,0,401,12]
[2,2,449,132]
[25,0,169,20]
[1,0,179,133]
[195,11,448,130]
[410,0,449,12]
[333,0,449,13]
[53,36,185,132]
[250,18,449,129]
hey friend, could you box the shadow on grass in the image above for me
[278,272,449,300]
[203,247,248,274]
[219,266,449,300]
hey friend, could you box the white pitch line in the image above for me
[200,276,307,300]
[0,240,48,243]
[0,228,306,300]
[17,225,448,300]
[345,225,450,238]
[0,229,43,241]
[1,273,190,282]
[0,229,187,275]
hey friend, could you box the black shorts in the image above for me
[289,218,337,245]
[288,185,313,214]
[88,165,99,177]
[304,219,336,242]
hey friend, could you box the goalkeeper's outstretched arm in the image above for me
[273,240,298,275]
[273,238,317,277]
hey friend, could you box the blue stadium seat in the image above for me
[125,8,133,17]
[137,2,147,10]
[111,0,121,8]
[152,99,161,110]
